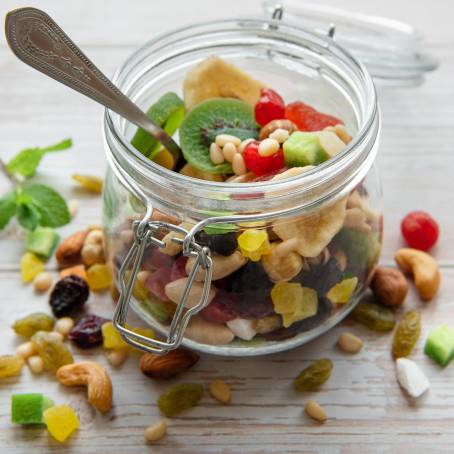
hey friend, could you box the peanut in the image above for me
[338,332,363,353]
[56,361,113,413]
[144,420,167,443]
[81,243,104,266]
[186,251,247,282]
[209,379,231,404]
[164,278,216,308]
[105,350,128,367]
[305,400,327,422]
[33,272,53,292]
[85,229,104,245]
[395,248,440,301]
[27,355,44,374]
[55,317,75,337]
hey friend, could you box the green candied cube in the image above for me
[11,393,54,424]
[25,227,59,259]
[424,325,454,367]
[283,131,329,167]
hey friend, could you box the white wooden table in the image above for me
[1,1,453,452]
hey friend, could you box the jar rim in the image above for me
[104,18,379,217]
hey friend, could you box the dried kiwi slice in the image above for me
[131,92,185,159]
[179,98,259,174]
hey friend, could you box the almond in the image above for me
[139,348,199,379]
[55,230,88,266]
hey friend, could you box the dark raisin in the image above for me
[68,314,109,348]
[230,291,275,319]
[293,257,343,297]
[49,275,89,317]
[195,231,237,257]
[229,261,274,293]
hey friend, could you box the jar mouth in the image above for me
[104,18,379,218]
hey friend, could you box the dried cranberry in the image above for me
[68,314,109,348]
[49,275,89,317]
[146,267,172,301]
[401,211,439,251]
[201,292,237,324]
[170,255,188,281]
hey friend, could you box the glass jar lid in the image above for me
[263,0,438,86]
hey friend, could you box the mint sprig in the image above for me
[0,138,73,231]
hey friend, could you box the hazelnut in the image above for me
[370,267,408,307]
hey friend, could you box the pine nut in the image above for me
[209,143,225,164]
[209,379,231,404]
[305,399,327,422]
[105,349,128,367]
[68,199,79,218]
[27,355,44,374]
[334,124,351,143]
[269,128,290,144]
[238,138,255,153]
[16,342,37,359]
[144,419,167,443]
[222,142,237,163]
[338,332,363,353]
[232,153,247,175]
[55,317,75,337]
[33,272,53,293]
[258,138,280,157]
[215,134,241,147]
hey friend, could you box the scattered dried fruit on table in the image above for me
[55,230,87,266]
[57,361,113,413]
[352,300,395,332]
[157,383,204,417]
[33,272,53,293]
[338,332,363,353]
[20,252,44,283]
[140,348,199,379]
[11,393,54,424]
[0,355,24,378]
[326,277,358,304]
[370,267,408,307]
[392,310,421,358]
[424,325,454,367]
[294,359,333,392]
[401,211,439,251]
[12,312,54,337]
[86,263,112,291]
[72,173,103,193]
[209,379,231,404]
[31,331,73,372]
[395,248,440,301]
[43,404,79,442]
[305,399,327,422]
[49,275,89,317]
[144,419,167,443]
[396,358,430,398]
[68,314,109,348]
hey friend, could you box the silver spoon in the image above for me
[4,7,182,159]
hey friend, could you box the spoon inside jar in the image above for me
[4,7,182,161]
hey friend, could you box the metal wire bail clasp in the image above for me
[113,218,213,355]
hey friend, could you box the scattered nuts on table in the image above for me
[16,342,37,359]
[33,272,53,293]
[305,399,327,422]
[370,267,408,307]
[81,243,104,266]
[209,379,231,404]
[258,118,297,140]
[395,248,441,301]
[144,419,167,443]
[140,348,200,379]
[27,355,44,374]
[105,350,128,368]
[55,230,88,266]
[54,317,75,337]
[338,332,363,353]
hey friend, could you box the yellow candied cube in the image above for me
[237,229,271,262]
[326,277,358,304]
[86,263,112,291]
[20,252,44,283]
[43,405,79,442]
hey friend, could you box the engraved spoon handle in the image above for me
[4,7,182,157]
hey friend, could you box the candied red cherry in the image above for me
[285,101,342,131]
[243,140,284,176]
[255,88,285,126]
[401,211,439,251]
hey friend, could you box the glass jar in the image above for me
[102,18,382,356]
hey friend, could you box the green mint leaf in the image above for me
[17,201,41,230]
[6,138,72,178]
[0,191,17,229]
[22,184,70,228]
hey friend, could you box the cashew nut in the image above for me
[262,242,303,282]
[161,221,194,256]
[306,247,330,267]
[164,278,216,308]
[56,361,113,413]
[344,207,372,233]
[184,315,235,345]
[186,251,247,281]
[395,248,440,301]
